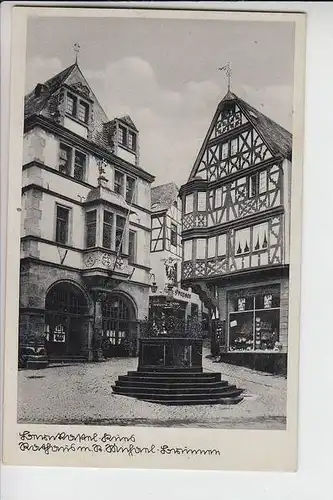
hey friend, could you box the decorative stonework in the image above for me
[101,253,113,268]
[83,253,97,268]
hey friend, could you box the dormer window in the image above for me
[65,92,90,124]
[128,131,137,151]
[118,126,127,146]
[117,124,137,152]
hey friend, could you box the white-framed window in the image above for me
[196,238,206,260]
[208,237,216,258]
[230,138,238,156]
[197,192,207,212]
[217,234,227,256]
[183,240,193,261]
[185,194,194,214]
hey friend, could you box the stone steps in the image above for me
[112,369,244,406]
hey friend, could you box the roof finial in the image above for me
[218,62,232,92]
[73,42,81,64]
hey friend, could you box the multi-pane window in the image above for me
[170,223,177,247]
[128,131,137,151]
[56,205,70,244]
[59,144,72,175]
[114,171,124,195]
[128,230,136,264]
[185,194,194,214]
[221,142,229,159]
[208,237,216,258]
[85,210,97,248]
[59,144,86,182]
[73,151,86,181]
[77,101,89,123]
[115,215,126,253]
[66,93,89,124]
[102,210,113,249]
[125,176,135,203]
[66,94,76,116]
[118,126,127,145]
[228,289,281,352]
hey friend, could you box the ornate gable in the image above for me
[189,93,290,182]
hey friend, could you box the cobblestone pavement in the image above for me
[17,349,287,430]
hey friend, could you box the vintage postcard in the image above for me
[2,6,306,471]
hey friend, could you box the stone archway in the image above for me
[101,292,137,358]
[44,281,89,359]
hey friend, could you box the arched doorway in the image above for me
[101,294,137,357]
[45,282,89,358]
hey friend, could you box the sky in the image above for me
[25,15,295,187]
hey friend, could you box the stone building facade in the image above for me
[20,63,155,367]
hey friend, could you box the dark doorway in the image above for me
[45,282,88,358]
[101,294,136,357]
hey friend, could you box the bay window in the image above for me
[85,210,97,248]
[116,215,126,253]
[128,230,136,264]
[196,238,206,260]
[102,210,113,249]
[183,240,193,261]
[185,194,194,214]
[197,192,207,211]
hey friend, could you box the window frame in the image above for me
[170,222,177,247]
[58,142,87,182]
[55,204,71,245]
[85,209,97,249]
[65,90,90,126]
[128,230,136,264]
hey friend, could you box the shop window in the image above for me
[56,205,70,245]
[228,290,281,352]
[85,209,97,248]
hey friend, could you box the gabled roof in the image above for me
[237,97,292,158]
[188,91,292,180]
[151,182,179,212]
[24,63,77,119]
[118,115,138,132]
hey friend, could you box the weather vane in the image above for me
[73,42,81,64]
[218,62,232,92]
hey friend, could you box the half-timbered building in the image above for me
[20,62,155,367]
[149,182,202,324]
[179,91,292,374]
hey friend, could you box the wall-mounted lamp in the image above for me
[149,272,157,293]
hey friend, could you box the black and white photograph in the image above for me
[2,6,306,471]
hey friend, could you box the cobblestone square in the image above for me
[18,350,287,430]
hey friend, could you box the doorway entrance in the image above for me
[44,282,89,358]
[101,294,136,357]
